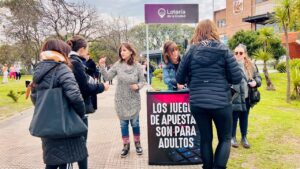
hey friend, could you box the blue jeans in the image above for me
[120,115,140,141]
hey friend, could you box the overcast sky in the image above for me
[68,0,226,24]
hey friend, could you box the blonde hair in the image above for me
[235,44,254,80]
[191,19,220,44]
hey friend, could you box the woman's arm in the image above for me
[99,62,118,81]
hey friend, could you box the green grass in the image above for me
[152,73,300,169]
[229,73,300,169]
[0,76,33,120]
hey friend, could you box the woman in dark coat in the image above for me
[176,19,242,169]
[231,44,262,149]
[30,39,88,169]
[67,35,109,169]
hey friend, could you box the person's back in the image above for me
[187,40,242,109]
[176,19,242,169]
[30,40,88,169]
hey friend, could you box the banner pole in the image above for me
[146,24,150,85]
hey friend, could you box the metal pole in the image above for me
[146,24,150,85]
[212,0,214,20]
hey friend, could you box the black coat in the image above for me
[70,54,105,113]
[31,61,88,165]
[176,41,242,109]
[86,58,97,78]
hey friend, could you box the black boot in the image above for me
[241,136,250,149]
[121,143,130,158]
[231,137,239,148]
[135,141,143,155]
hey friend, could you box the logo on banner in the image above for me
[158,8,166,18]
[157,8,186,19]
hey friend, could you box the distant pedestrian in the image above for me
[16,65,21,80]
[9,65,16,80]
[99,42,146,158]
[2,64,8,83]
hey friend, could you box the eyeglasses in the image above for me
[235,52,243,55]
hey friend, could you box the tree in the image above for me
[89,40,118,65]
[228,30,261,57]
[39,0,105,41]
[256,27,279,90]
[253,49,275,90]
[128,24,194,52]
[1,0,44,67]
[274,0,297,103]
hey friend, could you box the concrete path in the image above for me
[0,83,200,169]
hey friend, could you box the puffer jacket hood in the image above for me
[33,61,60,84]
[33,51,67,84]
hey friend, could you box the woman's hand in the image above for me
[103,82,110,91]
[177,84,185,90]
[248,80,257,87]
[99,57,106,68]
[130,84,139,91]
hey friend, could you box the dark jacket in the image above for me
[176,40,242,109]
[232,63,262,111]
[85,58,98,110]
[163,61,179,90]
[31,61,88,165]
[248,64,262,107]
[86,58,97,78]
[70,54,105,113]
[232,74,247,112]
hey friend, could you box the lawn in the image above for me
[0,76,33,120]
[152,73,300,169]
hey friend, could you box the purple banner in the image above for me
[145,4,199,24]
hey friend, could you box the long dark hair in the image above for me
[119,42,136,65]
[66,35,87,52]
[41,39,71,66]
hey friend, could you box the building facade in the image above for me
[214,0,300,59]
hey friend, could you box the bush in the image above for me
[153,69,163,81]
[7,90,25,103]
[20,69,26,75]
[276,62,286,73]
[153,69,162,77]
[290,59,300,99]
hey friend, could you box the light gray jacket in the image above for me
[100,61,145,120]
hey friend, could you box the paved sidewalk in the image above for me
[0,83,201,169]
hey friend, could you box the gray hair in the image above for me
[235,43,248,54]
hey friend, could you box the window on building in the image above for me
[256,0,268,4]
[217,19,226,28]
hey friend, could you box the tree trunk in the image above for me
[263,61,276,90]
[284,29,291,103]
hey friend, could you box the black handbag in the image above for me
[249,87,260,106]
[85,97,95,114]
[29,65,87,138]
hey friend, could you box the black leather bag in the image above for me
[29,66,87,138]
[249,87,260,106]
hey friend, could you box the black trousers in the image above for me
[191,105,232,169]
[232,98,251,138]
